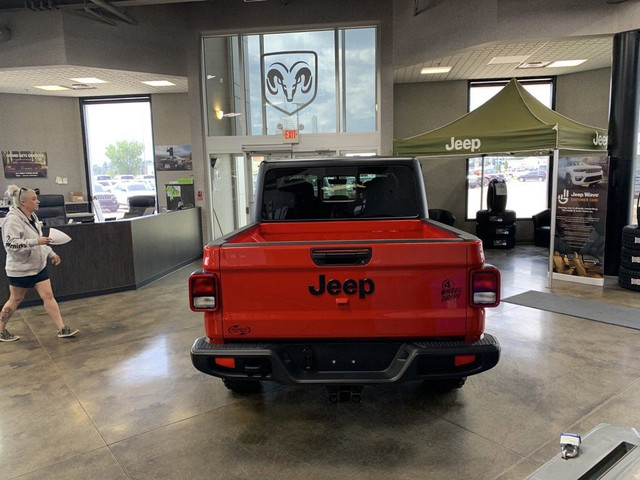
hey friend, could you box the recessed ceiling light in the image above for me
[548,59,587,68]
[488,55,531,65]
[142,80,176,87]
[420,66,452,75]
[70,77,106,84]
[34,85,70,91]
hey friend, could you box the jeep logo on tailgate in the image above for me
[309,274,374,299]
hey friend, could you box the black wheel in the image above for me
[618,266,640,292]
[620,247,640,271]
[422,377,466,391]
[622,225,640,251]
[222,378,262,394]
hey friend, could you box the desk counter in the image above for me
[0,208,203,306]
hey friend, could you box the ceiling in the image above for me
[0,0,617,97]
[393,35,614,83]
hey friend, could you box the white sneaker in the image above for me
[57,326,79,338]
[0,329,19,342]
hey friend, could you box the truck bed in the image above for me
[203,219,487,342]
[226,219,460,243]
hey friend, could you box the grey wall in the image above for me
[151,93,193,211]
[0,93,85,198]
[393,68,612,240]
[556,68,611,128]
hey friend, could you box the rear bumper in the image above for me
[190,334,500,385]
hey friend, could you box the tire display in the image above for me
[475,209,517,224]
[618,265,640,292]
[486,178,507,212]
[475,209,516,249]
[619,225,640,291]
[621,225,640,251]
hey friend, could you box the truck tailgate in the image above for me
[217,221,482,340]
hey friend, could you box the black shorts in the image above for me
[8,267,50,289]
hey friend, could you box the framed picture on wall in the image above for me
[154,145,192,171]
[2,150,48,178]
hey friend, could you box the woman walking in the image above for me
[1,186,78,341]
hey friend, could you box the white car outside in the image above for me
[558,159,603,187]
[113,182,156,207]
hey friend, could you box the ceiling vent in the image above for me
[516,61,552,69]
[70,83,97,90]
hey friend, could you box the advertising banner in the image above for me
[154,145,192,171]
[552,155,609,285]
[2,150,48,178]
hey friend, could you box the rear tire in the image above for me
[222,379,262,394]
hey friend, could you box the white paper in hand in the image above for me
[48,228,71,245]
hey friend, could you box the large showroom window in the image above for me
[202,26,378,137]
[466,79,554,220]
[81,97,156,218]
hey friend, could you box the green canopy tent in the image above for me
[393,78,609,287]
[393,78,607,157]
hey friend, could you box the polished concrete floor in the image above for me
[2,245,640,480]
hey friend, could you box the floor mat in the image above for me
[502,290,640,330]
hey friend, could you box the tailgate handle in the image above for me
[311,248,372,266]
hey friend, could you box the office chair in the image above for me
[37,194,67,226]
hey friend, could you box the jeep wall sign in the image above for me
[2,150,48,178]
[263,50,318,116]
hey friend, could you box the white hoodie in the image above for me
[2,206,55,277]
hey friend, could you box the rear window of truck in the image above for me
[261,165,419,220]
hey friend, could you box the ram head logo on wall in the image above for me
[263,51,318,116]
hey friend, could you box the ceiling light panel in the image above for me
[34,85,70,91]
[70,77,106,84]
[547,59,588,68]
[420,66,452,74]
[142,80,176,86]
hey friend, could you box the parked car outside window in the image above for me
[517,171,547,182]
[114,182,156,207]
[92,183,119,212]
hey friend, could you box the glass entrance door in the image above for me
[209,150,340,239]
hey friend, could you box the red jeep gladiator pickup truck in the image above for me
[190,157,500,398]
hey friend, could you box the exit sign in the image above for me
[283,129,299,143]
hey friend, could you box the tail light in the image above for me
[470,265,500,307]
[189,271,219,311]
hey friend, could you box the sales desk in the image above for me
[0,208,203,307]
